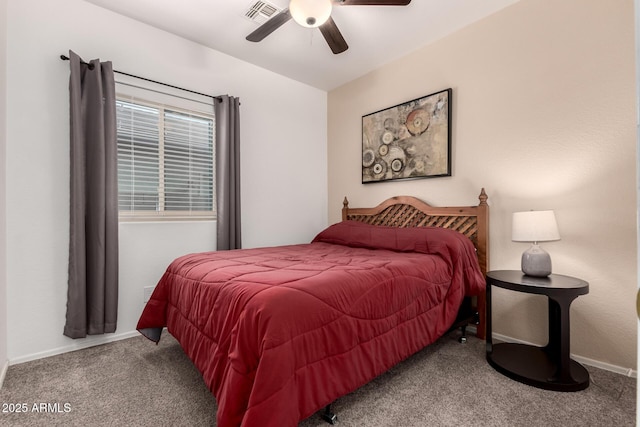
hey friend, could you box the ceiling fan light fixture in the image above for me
[289,0,333,28]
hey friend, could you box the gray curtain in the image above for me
[215,95,242,250]
[64,50,119,339]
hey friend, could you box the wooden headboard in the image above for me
[342,188,489,338]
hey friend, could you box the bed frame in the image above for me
[341,188,489,340]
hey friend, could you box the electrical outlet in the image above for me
[143,286,155,303]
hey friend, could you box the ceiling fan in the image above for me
[246,0,412,54]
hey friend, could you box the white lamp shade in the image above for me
[289,0,333,28]
[512,210,560,243]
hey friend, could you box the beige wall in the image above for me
[328,0,637,370]
[0,0,7,387]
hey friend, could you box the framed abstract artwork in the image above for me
[362,88,452,183]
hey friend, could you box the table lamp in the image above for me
[512,210,560,277]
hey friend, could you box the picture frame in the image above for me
[362,88,452,183]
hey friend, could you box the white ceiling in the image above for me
[83,0,518,91]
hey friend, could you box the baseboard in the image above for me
[0,358,8,390]
[489,330,638,378]
[8,327,637,379]
[9,330,141,366]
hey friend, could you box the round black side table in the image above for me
[485,270,589,391]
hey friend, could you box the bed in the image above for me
[137,189,489,427]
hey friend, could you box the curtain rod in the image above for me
[59,54,222,102]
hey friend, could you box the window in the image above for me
[116,97,215,220]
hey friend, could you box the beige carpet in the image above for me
[0,332,635,426]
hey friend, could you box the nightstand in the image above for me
[485,270,589,391]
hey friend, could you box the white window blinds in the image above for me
[116,97,215,220]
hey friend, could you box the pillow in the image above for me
[312,221,485,296]
[312,220,461,254]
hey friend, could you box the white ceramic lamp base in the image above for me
[521,243,552,277]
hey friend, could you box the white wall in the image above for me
[5,0,327,362]
[0,0,9,387]
[328,0,637,371]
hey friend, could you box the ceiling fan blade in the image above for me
[246,9,292,42]
[336,0,411,5]
[319,17,349,54]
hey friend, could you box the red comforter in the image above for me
[137,221,485,427]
